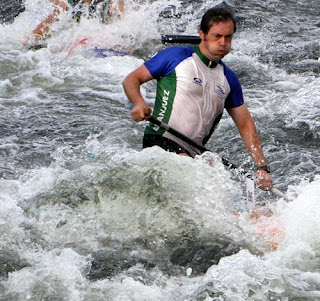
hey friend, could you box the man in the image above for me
[122,7,272,191]
[27,0,124,43]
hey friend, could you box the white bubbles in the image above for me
[0,180,26,247]
[0,142,20,156]
[191,175,320,300]
[4,248,91,301]
[0,79,14,96]
[201,250,285,301]
[282,77,320,139]
[269,177,320,268]
[88,264,170,301]
[270,80,301,92]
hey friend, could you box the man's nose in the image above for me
[219,36,226,46]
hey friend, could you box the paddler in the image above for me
[122,7,273,191]
[25,0,124,45]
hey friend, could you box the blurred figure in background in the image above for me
[25,0,124,45]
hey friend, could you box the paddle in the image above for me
[148,116,291,202]
[161,34,201,45]
[149,116,228,162]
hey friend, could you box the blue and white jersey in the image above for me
[144,46,244,155]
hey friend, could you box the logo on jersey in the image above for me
[214,82,226,100]
[193,77,202,86]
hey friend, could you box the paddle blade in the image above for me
[246,177,256,209]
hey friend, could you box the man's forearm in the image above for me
[238,122,267,167]
[122,74,146,108]
[227,105,268,168]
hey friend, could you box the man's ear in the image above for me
[198,29,205,41]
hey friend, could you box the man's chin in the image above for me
[211,54,225,61]
[217,52,228,59]
[210,51,228,61]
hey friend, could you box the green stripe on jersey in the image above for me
[145,71,177,135]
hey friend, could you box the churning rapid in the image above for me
[0,0,319,300]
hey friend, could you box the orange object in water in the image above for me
[254,215,284,251]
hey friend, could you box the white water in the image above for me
[0,0,320,300]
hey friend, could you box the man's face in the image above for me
[199,20,234,61]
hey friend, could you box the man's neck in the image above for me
[195,45,218,68]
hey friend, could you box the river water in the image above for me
[0,0,319,300]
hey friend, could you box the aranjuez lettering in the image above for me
[158,90,170,122]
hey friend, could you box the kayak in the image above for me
[66,37,129,57]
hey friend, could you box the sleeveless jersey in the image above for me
[144,45,244,156]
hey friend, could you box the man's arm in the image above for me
[122,64,153,121]
[227,104,273,190]
[32,0,67,41]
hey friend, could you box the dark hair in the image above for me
[200,7,236,34]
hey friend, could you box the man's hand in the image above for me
[131,105,151,122]
[255,170,273,191]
